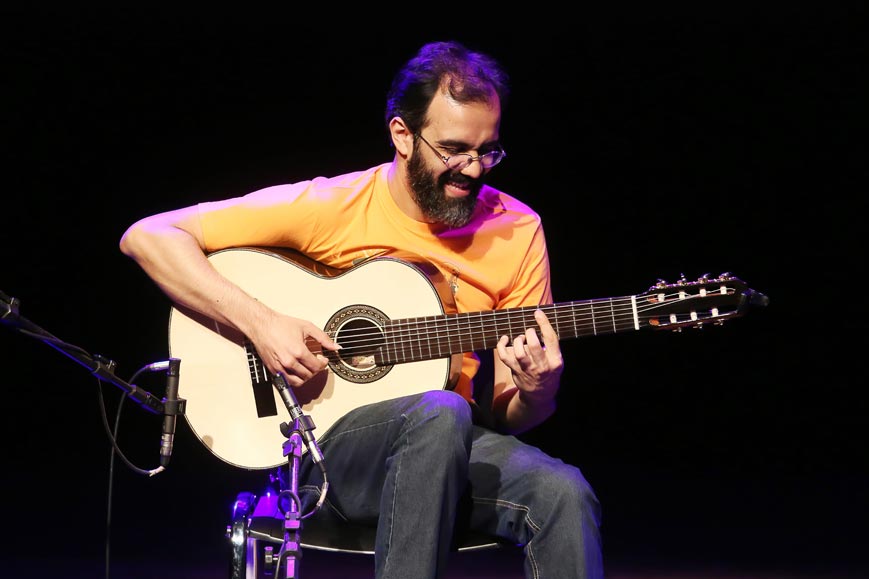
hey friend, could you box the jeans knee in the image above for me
[404,390,473,455]
[572,471,601,523]
[411,390,473,429]
[534,463,601,525]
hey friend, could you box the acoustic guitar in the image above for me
[168,247,768,469]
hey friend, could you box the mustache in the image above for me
[443,171,482,188]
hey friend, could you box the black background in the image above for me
[1,6,865,578]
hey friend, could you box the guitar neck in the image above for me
[377,296,640,365]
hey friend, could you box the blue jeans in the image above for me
[296,390,603,579]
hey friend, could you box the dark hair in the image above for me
[384,41,510,138]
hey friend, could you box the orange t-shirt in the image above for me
[197,163,552,405]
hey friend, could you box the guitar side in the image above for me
[168,248,452,470]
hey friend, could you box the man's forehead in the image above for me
[426,89,501,134]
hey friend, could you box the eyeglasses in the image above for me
[416,133,507,171]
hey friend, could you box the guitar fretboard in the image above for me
[378,296,640,365]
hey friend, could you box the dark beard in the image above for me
[407,149,483,228]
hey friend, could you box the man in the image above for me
[120,40,603,578]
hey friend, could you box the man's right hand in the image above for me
[249,309,340,387]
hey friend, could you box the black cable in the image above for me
[96,367,157,476]
[302,462,330,520]
[104,388,126,579]
[98,364,164,579]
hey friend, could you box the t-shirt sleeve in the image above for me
[498,219,553,309]
[197,181,321,253]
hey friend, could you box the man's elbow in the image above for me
[119,221,145,258]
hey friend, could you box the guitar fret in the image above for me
[465,314,472,350]
[590,301,598,335]
[434,315,445,358]
[383,322,394,364]
[523,308,535,339]
[517,310,526,338]
[508,310,518,340]
[470,311,482,351]
[464,314,471,350]
[413,316,424,362]
[402,320,411,362]
[393,320,407,364]
[570,302,580,338]
[454,313,464,352]
[469,312,479,351]
[548,304,563,339]
[419,318,434,360]
[590,299,613,336]
[582,301,596,338]
[491,310,502,346]
[401,319,412,362]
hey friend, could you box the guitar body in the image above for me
[169,248,454,470]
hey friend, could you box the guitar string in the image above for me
[324,288,734,354]
[334,293,722,345]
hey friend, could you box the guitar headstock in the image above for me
[637,273,769,331]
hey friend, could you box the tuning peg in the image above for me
[678,273,687,284]
[655,278,668,288]
[719,272,733,280]
[698,273,711,281]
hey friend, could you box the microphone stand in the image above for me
[1,289,170,416]
[1,290,184,463]
[272,374,325,579]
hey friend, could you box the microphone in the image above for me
[273,373,324,464]
[159,358,181,467]
[145,360,171,372]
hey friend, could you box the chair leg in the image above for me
[244,535,278,579]
[229,490,292,579]
[227,492,256,579]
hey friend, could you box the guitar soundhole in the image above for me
[325,305,393,384]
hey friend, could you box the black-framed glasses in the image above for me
[416,133,507,171]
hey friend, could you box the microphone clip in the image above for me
[162,396,187,419]
[272,374,324,465]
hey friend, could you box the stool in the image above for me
[227,488,519,578]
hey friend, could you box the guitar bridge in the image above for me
[245,339,279,417]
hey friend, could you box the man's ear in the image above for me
[389,117,414,157]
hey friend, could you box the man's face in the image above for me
[406,143,482,228]
[405,91,502,228]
